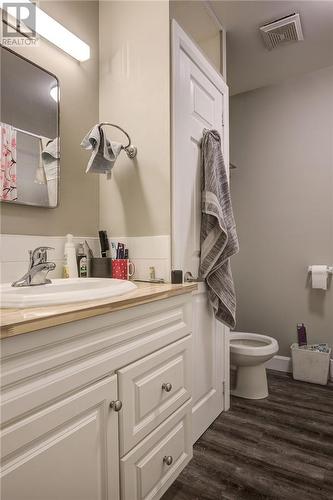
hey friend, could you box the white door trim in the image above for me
[171,20,231,417]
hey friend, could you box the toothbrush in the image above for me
[84,240,94,259]
[99,230,110,257]
[110,241,117,259]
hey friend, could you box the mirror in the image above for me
[0,46,60,208]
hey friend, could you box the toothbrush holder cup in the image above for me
[90,257,113,278]
[112,259,135,280]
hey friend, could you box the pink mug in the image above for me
[112,259,135,280]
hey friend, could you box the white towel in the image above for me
[41,137,60,207]
[199,129,239,329]
[35,136,49,185]
[42,138,59,176]
[81,124,122,175]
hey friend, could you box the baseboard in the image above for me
[265,355,292,373]
[266,355,333,382]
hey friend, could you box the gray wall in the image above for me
[230,65,333,356]
[1,1,99,236]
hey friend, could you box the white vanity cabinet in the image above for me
[0,294,193,500]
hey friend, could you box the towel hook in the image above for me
[99,122,137,159]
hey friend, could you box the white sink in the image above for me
[0,278,137,308]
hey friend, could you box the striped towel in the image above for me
[199,129,239,329]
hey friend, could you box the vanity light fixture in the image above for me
[1,0,91,62]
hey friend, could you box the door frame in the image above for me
[171,20,230,412]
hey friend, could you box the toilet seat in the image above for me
[230,332,278,357]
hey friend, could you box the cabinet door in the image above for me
[1,375,119,500]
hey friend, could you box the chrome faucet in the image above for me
[12,247,56,287]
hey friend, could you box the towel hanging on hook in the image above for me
[99,122,137,159]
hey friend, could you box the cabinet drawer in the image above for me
[120,400,192,500]
[118,336,191,455]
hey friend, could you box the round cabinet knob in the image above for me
[110,400,122,412]
[162,382,172,393]
[163,455,173,466]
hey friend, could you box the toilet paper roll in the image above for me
[311,265,328,290]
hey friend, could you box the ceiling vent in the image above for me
[259,13,304,50]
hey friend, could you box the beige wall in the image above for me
[170,0,221,73]
[99,0,170,237]
[1,1,99,236]
[230,66,333,356]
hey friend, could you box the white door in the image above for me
[172,21,230,443]
[1,376,120,500]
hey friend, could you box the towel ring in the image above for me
[99,122,137,159]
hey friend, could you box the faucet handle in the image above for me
[31,246,55,264]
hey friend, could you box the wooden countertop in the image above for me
[0,282,197,339]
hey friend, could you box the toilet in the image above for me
[230,332,279,399]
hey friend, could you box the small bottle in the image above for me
[297,323,307,346]
[77,242,88,278]
[63,234,78,278]
[149,266,156,280]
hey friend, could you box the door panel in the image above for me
[192,78,215,125]
[172,21,230,442]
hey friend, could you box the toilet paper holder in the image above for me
[308,265,333,274]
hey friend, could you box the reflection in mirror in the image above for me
[0,46,60,208]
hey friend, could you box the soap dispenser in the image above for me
[63,234,78,278]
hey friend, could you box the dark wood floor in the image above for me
[163,370,333,500]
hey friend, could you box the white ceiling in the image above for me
[211,1,333,95]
